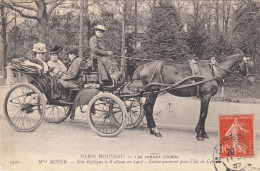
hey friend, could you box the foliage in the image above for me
[7,20,38,60]
[49,11,79,57]
[143,1,189,61]
[233,0,260,59]
[187,21,211,59]
[4,0,259,65]
[210,33,237,57]
[7,13,80,60]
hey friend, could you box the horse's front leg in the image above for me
[143,93,162,137]
[195,94,211,141]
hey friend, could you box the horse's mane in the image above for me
[162,59,210,65]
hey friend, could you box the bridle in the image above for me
[236,57,254,77]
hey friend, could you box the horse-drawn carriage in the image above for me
[4,52,255,139]
[4,59,144,137]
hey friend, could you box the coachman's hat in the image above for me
[50,45,63,54]
[33,42,47,53]
[94,25,107,31]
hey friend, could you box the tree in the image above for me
[4,0,64,60]
[186,0,213,58]
[0,0,16,77]
[233,0,260,65]
[221,0,232,35]
[78,0,91,58]
[7,21,38,57]
[0,0,8,76]
[144,1,189,60]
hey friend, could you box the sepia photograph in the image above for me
[0,0,259,170]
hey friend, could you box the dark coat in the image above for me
[58,57,82,89]
[89,35,111,81]
[89,35,121,82]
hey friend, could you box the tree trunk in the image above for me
[2,42,7,77]
[225,3,231,35]
[207,12,211,33]
[121,0,126,80]
[37,2,49,61]
[79,0,84,58]
[134,0,138,37]
[84,0,90,53]
[153,0,157,10]
[38,21,49,61]
[222,0,225,34]
[215,0,219,36]
[1,0,7,77]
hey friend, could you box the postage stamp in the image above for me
[219,114,254,158]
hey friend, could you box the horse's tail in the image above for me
[132,64,145,80]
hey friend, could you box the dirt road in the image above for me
[1,87,259,171]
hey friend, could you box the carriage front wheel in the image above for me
[123,97,144,129]
[4,83,46,132]
[87,93,127,137]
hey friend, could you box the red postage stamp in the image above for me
[219,114,254,158]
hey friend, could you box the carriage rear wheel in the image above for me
[4,83,46,132]
[87,93,127,137]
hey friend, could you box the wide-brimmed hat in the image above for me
[67,47,78,55]
[94,25,107,31]
[33,42,47,53]
[50,45,63,54]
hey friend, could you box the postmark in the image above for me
[219,114,254,158]
[213,144,250,171]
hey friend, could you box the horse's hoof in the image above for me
[150,130,163,137]
[196,136,204,141]
[155,132,163,137]
[202,134,209,139]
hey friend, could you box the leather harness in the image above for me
[146,58,224,98]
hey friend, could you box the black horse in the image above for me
[132,52,255,141]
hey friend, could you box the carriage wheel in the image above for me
[44,102,72,123]
[4,83,46,132]
[87,93,127,137]
[124,97,144,129]
[111,97,144,128]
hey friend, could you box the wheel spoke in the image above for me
[88,94,126,136]
[44,104,71,123]
[4,84,45,131]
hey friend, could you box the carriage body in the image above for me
[4,60,144,137]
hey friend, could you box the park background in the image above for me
[0,1,260,170]
[0,0,259,100]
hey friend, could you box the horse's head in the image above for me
[235,57,256,84]
[218,50,256,84]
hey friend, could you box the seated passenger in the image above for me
[13,42,49,73]
[58,48,82,99]
[47,45,66,77]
